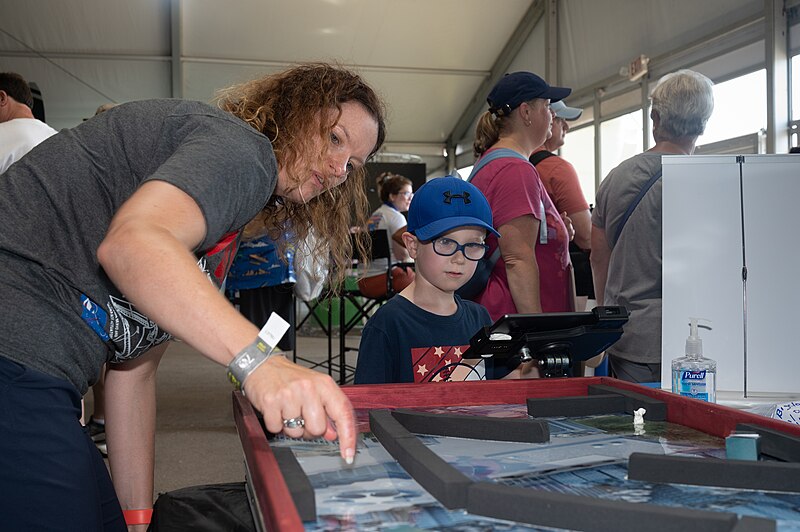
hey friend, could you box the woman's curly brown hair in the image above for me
[215,63,386,290]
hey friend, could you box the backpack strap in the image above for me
[529,150,555,167]
[529,150,556,244]
[467,148,548,246]
[485,246,502,269]
[612,168,663,244]
[466,148,529,182]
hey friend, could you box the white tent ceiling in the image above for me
[0,0,538,175]
[0,0,770,175]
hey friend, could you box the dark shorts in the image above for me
[0,355,125,531]
[608,354,661,384]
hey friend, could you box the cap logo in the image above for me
[443,190,471,205]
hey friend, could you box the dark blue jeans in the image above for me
[0,355,125,531]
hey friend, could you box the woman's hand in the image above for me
[243,355,356,464]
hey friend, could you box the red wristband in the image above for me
[123,509,153,526]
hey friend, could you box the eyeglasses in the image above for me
[399,191,413,198]
[431,237,488,261]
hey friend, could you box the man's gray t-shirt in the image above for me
[592,151,663,364]
[0,99,277,393]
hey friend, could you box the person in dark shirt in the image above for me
[0,63,385,530]
[355,176,501,384]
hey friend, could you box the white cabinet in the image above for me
[661,154,800,395]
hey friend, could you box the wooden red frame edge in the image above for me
[232,391,304,532]
[342,377,800,439]
[342,376,595,409]
[598,377,800,438]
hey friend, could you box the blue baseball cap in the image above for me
[487,71,571,117]
[406,176,500,241]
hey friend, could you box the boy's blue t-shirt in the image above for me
[354,294,493,384]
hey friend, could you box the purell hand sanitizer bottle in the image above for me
[671,318,716,402]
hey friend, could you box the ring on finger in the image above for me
[283,417,305,430]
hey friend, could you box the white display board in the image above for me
[661,155,745,392]
[740,156,800,394]
[662,154,800,395]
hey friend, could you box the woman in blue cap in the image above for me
[470,72,576,343]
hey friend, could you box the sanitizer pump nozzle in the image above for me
[685,317,710,358]
[672,317,716,402]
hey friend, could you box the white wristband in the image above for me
[227,312,290,390]
[227,339,271,390]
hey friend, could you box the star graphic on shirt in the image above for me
[417,364,428,376]
[453,347,462,356]
[432,373,443,382]
[433,346,444,358]
[444,359,452,366]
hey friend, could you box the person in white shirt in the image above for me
[0,72,57,173]
[358,172,415,297]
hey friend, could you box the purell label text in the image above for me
[682,370,706,380]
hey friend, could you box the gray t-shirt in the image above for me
[592,151,663,364]
[0,99,277,392]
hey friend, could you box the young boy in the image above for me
[354,176,500,384]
